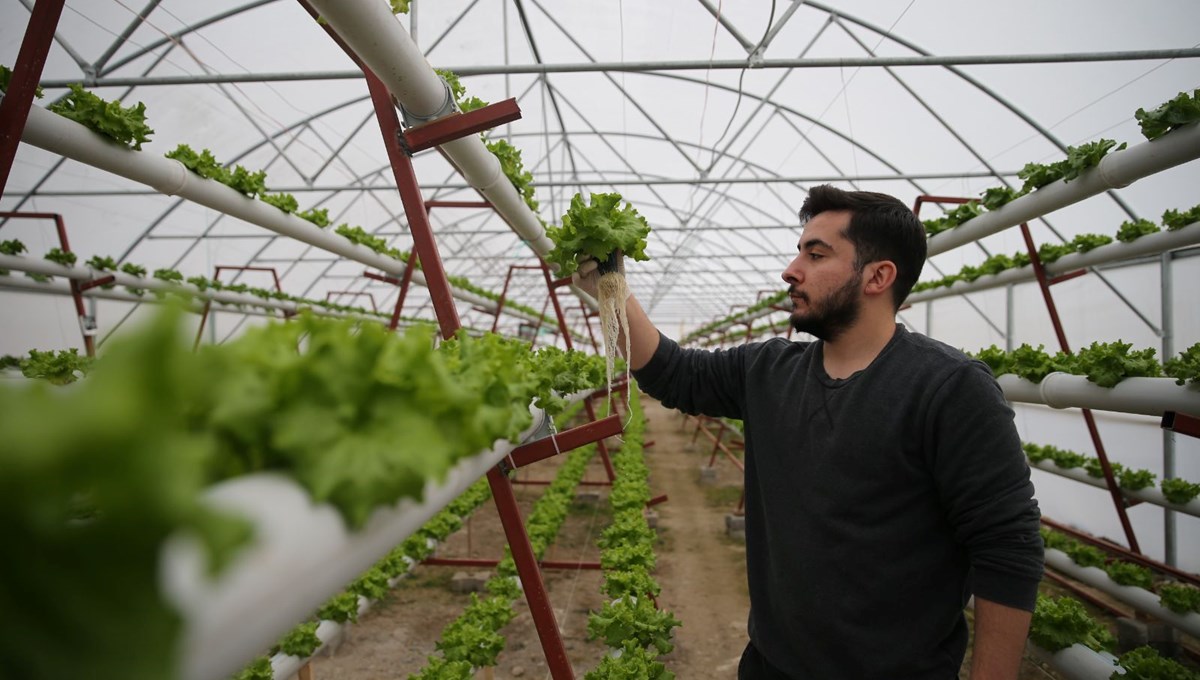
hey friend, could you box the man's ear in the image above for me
[863,260,897,299]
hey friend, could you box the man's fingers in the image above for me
[578,259,599,276]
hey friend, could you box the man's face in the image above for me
[780,210,864,341]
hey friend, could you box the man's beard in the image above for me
[789,270,863,341]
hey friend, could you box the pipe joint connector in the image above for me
[398,75,457,129]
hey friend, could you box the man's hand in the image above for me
[572,254,603,298]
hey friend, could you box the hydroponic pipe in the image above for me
[909,220,1200,304]
[1027,643,1122,680]
[0,253,342,316]
[1044,549,1200,638]
[1028,460,1200,519]
[304,0,557,256]
[997,373,1200,418]
[926,123,1200,257]
[0,273,322,322]
[163,404,553,680]
[12,103,554,327]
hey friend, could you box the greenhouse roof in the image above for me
[2,0,1198,346]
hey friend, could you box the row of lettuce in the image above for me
[969,341,1199,388]
[686,197,1199,344]
[1,308,610,680]
[1023,442,1199,507]
[0,239,394,317]
[585,388,680,678]
[1030,595,1196,679]
[681,89,1199,344]
[1033,525,1200,679]
[920,89,1199,240]
[0,64,562,331]
[912,204,1199,294]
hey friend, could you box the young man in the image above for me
[575,185,1044,679]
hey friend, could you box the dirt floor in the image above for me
[306,395,1197,680]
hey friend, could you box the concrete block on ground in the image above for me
[575,490,602,506]
[644,509,659,529]
[1117,617,1149,652]
[450,570,490,594]
[699,466,718,485]
[725,513,746,541]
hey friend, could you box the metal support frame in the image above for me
[0,211,96,356]
[1018,223,1141,554]
[686,414,746,515]
[295,2,576,673]
[194,265,289,349]
[0,0,65,197]
[364,254,420,331]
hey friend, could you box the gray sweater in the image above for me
[633,326,1043,679]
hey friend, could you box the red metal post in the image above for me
[195,265,290,349]
[0,0,66,197]
[402,99,522,153]
[357,55,573,680]
[0,212,96,356]
[1020,223,1140,554]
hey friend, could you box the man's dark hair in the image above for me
[797,184,926,310]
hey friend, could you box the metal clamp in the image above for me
[398,75,457,129]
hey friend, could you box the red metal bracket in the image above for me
[509,415,623,468]
[1162,411,1200,439]
[426,200,492,211]
[1048,269,1088,286]
[402,99,522,154]
[77,275,116,292]
[0,211,94,356]
[195,265,289,350]
[646,494,669,508]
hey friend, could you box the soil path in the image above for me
[641,397,752,677]
[305,395,753,679]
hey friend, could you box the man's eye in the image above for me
[809,252,823,260]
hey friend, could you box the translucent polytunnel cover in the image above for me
[2,0,1200,592]
[2,0,1197,347]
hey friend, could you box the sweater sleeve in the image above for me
[631,332,751,420]
[926,360,1044,611]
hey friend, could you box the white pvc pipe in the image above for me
[909,221,1200,304]
[306,0,558,258]
[268,595,372,679]
[1045,549,1200,638]
[1027,642,1124,680]
[164,404,551,680]
[927,123,1200,256]
[997,373,1200,417]
[1028,459,1200,518]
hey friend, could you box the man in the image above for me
[575,185,1044,679]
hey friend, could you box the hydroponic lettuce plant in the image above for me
[1113,645,1199,680]
[1135,89,1200,141]
[546,192,651,388]
[16,348,93,385]
[587,597,681,655]
[584,640,675,680]
[1161,342,1200,386]
[276,620,322,658]
[1157,583,1200,616]
[0,238,26,275]
[1162,203,1200,231]
[46,83,154,150]
[1029,595,1115,653]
